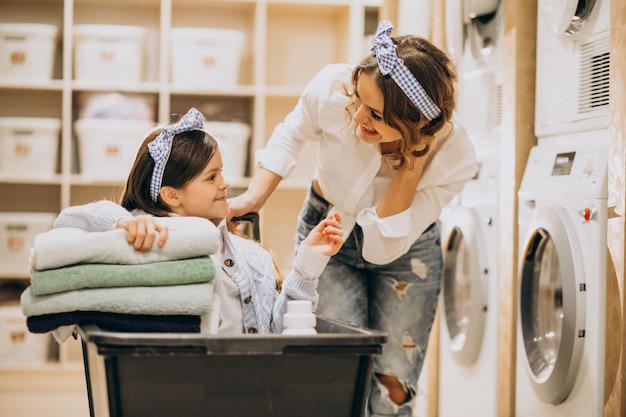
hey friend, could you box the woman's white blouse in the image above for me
[256,63,478,265]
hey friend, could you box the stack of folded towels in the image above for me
[20,216,220,342]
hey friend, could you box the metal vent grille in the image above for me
[485,72,502,131]
[577,36,610,114]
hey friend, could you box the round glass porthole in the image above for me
[519,205,586,404]
[442,207,488,366]
[520,228,563,383]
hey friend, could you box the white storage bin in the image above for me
[0,306,50,365]
[0,212,56,277]
[204,121,250,181]
[73,25,146,83]
[0,117,61,179]
[0,23,58,82]
[171,28,245,88]
[75,118,155,181]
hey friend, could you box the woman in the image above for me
[228,21,478,416]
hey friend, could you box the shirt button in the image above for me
[243,296,252,304]
[224,259,234,267]
[247,327,258,334]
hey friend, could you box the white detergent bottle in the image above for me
[282,300,317,335]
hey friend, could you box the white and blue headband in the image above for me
[370,20,441,121]
[147,108,205,202]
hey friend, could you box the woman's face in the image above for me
[173,148,230,224]
[352,71,402,146]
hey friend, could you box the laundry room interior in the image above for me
[0,0,625,416]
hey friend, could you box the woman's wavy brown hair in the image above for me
[347,35,457,169]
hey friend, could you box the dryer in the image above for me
[438,139,499,417]
[535,0,610,137]
[446,0,503,142]
[516,130,608,417]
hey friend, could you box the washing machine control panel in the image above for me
[519,134,608,201]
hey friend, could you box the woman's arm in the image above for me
[228,64,348,219]
[227,167,283,218]
[359,127,479,265]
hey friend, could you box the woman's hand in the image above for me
[302,212,343,256]
[115,215,169,252]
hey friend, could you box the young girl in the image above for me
[54,107,343,335]
[228,21,478,416]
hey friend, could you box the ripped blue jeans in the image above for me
[295,185,442,417]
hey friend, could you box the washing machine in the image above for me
[535,0,610,137]
[438,139,499,417]
[516,130,608,417]
[446,0,503,141]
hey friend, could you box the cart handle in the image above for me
[230,212,260,241]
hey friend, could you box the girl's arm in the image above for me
[53,200,131,232]
[271,212,343,332]
[53,200,168,252]
[300,212,343,256]
[115,215,169,252]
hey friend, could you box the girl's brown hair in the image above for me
[119,128,219,216]
[349,35,457,169]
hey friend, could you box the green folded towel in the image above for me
[21,282,213,317]
[30,256,215,296]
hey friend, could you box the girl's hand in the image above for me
[302,212,343,257]
[115,215,169,252]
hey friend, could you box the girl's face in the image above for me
[352,71,402,146]
[173,148,230,224]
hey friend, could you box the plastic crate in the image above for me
[204,121,250,181]
[73,25,146,83]
[170,27,244,88]
[74,118,154,181]
[0,305,50,365]
[0,212,57,276]
[0,117,61,179]
[0,23,58,82]
[79,317,386,417]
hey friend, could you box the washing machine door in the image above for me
[442,205,489,366]
[518,203,586,404]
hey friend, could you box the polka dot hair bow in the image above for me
[148,107,205,202]
[370,20,441,121]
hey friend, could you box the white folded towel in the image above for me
[30,216,221,270]
[21,282,213,317]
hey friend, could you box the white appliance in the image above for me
[446,0,503,141]
[535,0,610,137]
[516,131,608,416]
[438,139,499,417]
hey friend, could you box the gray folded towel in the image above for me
[30,216,221,270]
[21,282,213,317]
[30,256,215,296]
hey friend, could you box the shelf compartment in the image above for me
[266,3,350,87]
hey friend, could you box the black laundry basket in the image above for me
[78,317,386,417]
